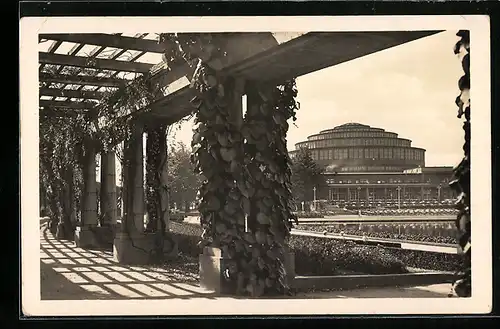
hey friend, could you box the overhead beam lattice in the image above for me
[39,99,98,110]
[39,72,127,87]
[39,87,106,99]
[39,52,154,73]
[39,33,165,53]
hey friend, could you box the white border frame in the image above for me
[20,15,492,316]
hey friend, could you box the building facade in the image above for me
[290,123,455,204]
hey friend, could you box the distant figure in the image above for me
[322,230,328,235]
[362,234,368,242]
[358,210,362,217]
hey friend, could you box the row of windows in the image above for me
[298,138,411,148]
[336,166,403,172]
[309,148,425,161]
[308,131,397,140]
[326,177,434,184]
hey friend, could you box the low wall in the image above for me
[292,272,455,291]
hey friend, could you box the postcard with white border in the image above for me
[20,15,491,316]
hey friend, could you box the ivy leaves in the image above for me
[450,30,471,298]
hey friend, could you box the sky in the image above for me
[40,31,465,182]
[169,30,464,167]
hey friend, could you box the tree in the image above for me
[290,147,326,207]
[167,141,202,213]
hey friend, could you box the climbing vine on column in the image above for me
[145,124,167,233]
[161,33,264,294]
[450,30,471,297]
[159,33,301,296]
[39,66,156,240]
[241,80,299,296]
[190,62,252,293]
[39,113,93,239]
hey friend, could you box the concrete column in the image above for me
[82,148,98,226]
[158,129,170,233]
[116,126,144,236]
[113,125,171,264]
[100,152,117,227]
[75,146,98,247]
[132,128,145,234]
[366,187,369,201]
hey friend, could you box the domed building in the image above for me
[291,122,425,172]
[290,123,455,205]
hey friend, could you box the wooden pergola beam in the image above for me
[39,72,127,87]
[39,33,166,53]
[39,99,98,110]
[39,87,106,100]
[39,52,154,73]
[40,109,84,118]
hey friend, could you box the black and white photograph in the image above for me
[20,16,491,316]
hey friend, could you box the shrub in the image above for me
[288,235,407,275]
[170,221,203,258]
[293,224,463,272]
[169,222,410,275]
[382,248,463,273]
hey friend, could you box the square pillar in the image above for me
[84,151,118,248]
[75,145,99,248]
[200,247,296,294]
[113,125,164,264]
[204,80,297,296]
[100,151,117,227]
[117,125,145,236]
[133,130,145,234]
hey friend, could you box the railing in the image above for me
[296,216,455,223]
[291,229,459,255]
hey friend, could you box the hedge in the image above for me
[288,236,407,275]
[170,222,411,275]
[295,223,458,244]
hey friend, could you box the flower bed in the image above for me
[168,222,463,276]
[295,223,458,244]
[295,211,325,218]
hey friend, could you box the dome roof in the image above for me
[334,122,370,129]
[318,122,386,135]
[291,122,426,173]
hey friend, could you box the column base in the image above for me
[113,232,178,265]
[92,226,115,248]
[199,247,296,294]
[199,247,236,294]
[74,226,116,249]
[74,226,99,249]
[283,250,296,287]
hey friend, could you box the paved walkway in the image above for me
[40,223,453,300]
[40,225,212,300]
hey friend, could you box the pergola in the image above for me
[39,30,470,297]
[38,33,165,117]
[39,31,438,122]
